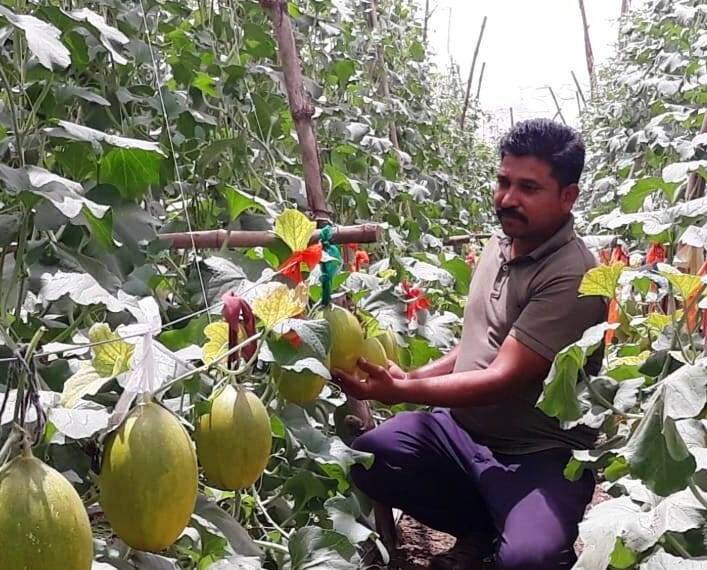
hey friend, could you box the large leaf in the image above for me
[66,8,129,64]
[61,362,112,407]
[537,323,613,422]
[252,283,308,329]
[620,390,696,496]
[640,551,707,569]
[286,526,358,570]
[38,268,140,313]
[193,495,263,558]
[579,263,625,298]
[88,323,135,377]
[0,6,70,70]
[46,121,164,154]
[275,209,316,252]
[48,401,110,439]
[324,495,374,545]
[100,148,163,199]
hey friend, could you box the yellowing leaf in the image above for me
[274,209,316,252]
[644,311,683,333]
[252,283,308,329]
[202,321,228,364]
[611,351,650,369]
[579,262,625,298]
[661,271,703,301]
[88,323,134,378]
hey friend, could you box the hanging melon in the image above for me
[0,451,93,570]
[195,385,272,490]
[99,402,198,552]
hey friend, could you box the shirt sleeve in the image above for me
[509,272,607,361]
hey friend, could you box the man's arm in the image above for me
[406,345,460,379]
[335,335,550,407]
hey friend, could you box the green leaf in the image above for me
[331,59,355,87]
[0,163,32,194]
[537,323,612,422]
[100,148,162,199]
[620,177,678,213]
[409,40,425,61]
[82,208,114,250]
[54,142,97,181]
[0,6,70,70]
[287,527,358,570]
[46,120,165,154]
[440,256,472,294]
[160,314,209,351]
[243,22,276,59]
[609,537,638,569]
[324,495,374,545]
[0,214,21,247]
[193,72,217,97]
[579,263,624,298]
[222,187,261,221]
[283,470,331,511]
[622,393,696,496]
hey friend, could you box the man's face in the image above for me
[494,154,578,241]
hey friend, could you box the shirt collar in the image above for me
[497,215,576,263]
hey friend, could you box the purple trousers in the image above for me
[351,409,594,569]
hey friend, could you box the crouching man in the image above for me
[334,119,606,569]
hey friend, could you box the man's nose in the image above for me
[498,186,520,208]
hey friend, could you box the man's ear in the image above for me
[560,183,580,212]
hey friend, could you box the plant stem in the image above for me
[0,63,24,166]
[253,485,291,539]
[253,539,289,554]
[688,478,707,511]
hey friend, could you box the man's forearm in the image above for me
[394,367,509,408]
[408,345,460,379]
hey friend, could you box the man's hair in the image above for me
[499,119,585,187]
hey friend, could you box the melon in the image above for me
[195,385,272,490]
[99,402,198,552]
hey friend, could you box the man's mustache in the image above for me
[495,208,528,223]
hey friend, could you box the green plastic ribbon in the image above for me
[318,225,342,307]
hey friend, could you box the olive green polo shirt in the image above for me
[451,215,606,454]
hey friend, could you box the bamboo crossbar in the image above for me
[161,223,383,249]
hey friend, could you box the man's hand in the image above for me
[332,359,402,405]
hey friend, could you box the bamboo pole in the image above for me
[259,0,330,222]
[258,0,377,504]
[444,233,492,247]
[571,70,587,106]
[578,0,597,98]
[475,61,486,101]
[576,91,583,115]
[547,87,567,125]
[367,0,399,149]
[621,0,631,16]
[509,107,515,127]
[162,224,382,249]
[460,15,487,129]
[423,0,430,44]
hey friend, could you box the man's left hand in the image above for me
[332,359,402,405]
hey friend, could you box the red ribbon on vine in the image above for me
[279,243,324,284]
[401,281,431,321]
[221,292,258,367]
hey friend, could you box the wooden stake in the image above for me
[621,0,631,16]
[509,107,515,127]
[578,0,597,98]
[571,70,587,107]
[475,61,486,101]
[162,224,382,250]
[423,0,430,44]
[259,0,330,222]
[576,91,583,115]
[460,15,487,129]
[367,0,399,149]
[547,87,567,125]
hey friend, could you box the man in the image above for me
[333,119,607,569]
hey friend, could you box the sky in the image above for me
[422,0,636,137]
